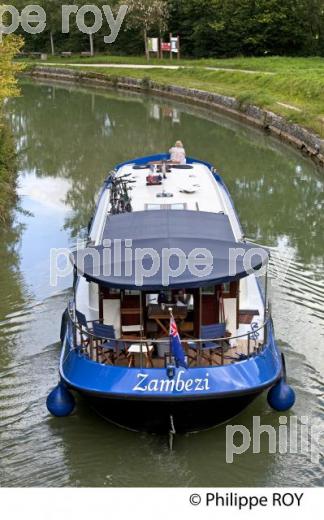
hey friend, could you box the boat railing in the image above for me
[66,303,271,368]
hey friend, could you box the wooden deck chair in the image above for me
[75,310,92,353]
[92,322,126,365]
[189,323,228,366]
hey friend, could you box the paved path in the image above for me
[276,101,302,112]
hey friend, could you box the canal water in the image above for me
[0,80,323,487]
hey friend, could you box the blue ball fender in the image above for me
[46,383,75,417]
[267,379,296,412]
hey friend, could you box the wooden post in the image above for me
[177,35,180,60]
[89,33,94,57]
[169,32,172,60]
[50,31,55,56]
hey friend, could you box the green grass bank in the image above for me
[24,55,324,137]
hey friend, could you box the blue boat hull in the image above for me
[81,390,262,433]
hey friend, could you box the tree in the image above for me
[120,0,169,60]
[11,0,65,56]
[0,18,24,222]
[45,0,63,56]
[168,0,324,57]
[0,34,24,106]
[6,0,324,58]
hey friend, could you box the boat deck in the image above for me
[83,333,263,369]
[116,162,224,214]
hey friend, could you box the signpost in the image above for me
[160,40,171,59]
[147,37,159,59]
[160,34,180,60]
[170,34,180,60]
[146,35,180,61]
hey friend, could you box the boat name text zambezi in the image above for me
[133,370,210,393]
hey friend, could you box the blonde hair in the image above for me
[175,140,184,148]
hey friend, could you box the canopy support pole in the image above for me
[198,288,202,365]
[140,292,144,368]
[73,266,78,348]
[264,267,268,324]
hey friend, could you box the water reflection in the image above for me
[0,222,27,367]
[7,81,323,266]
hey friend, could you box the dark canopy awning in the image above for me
[72,210,269,290]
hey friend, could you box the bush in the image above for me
[0,33,24,222]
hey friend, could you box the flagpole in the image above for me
[168,307,173,365]
[168,306,188,370]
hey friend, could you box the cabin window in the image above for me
[170,203,187,210]
[109,288,121,295]
[146,293,158,305]
[186,294,194,310]
[146,291,172,305]
[202,285,215,295]
[145,204,160,211]
[145,203,187,210]
[222,282,231,294]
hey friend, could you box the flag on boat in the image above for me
[170,316,188,369]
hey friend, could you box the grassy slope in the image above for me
[39,54,324,72]
[25,55,324,137]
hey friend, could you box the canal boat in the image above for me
[48,154,295,433]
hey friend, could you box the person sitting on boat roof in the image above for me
[169,140,186,165]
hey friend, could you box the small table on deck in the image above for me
[127,344,154,368]
[121,325,144,337]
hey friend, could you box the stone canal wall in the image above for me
[27,66,324,167]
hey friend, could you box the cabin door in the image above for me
[201,286,219,326]
[219,281,239,335]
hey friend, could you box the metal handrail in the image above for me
[68,306,269,347]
